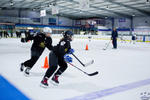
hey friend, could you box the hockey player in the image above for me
[20,27,53,75]
[111,28,118,49]
[40,30,74,87]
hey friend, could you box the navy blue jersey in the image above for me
[111,30,118,38]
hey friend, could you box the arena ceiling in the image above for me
[0,0,150,19]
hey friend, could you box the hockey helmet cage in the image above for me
[63,30,74,38]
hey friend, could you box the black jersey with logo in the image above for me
[53,38,71,58]
[25,32,53,51]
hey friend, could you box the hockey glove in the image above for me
[21,38,26,43]
[64,54,72,63]
[68,49,74,54]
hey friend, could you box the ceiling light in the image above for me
[32,8,35,11]
[79,10,82,13]
[132,14,135,16]
[10,1,14,6]
[48,4,52,7]
[106,5,109,9]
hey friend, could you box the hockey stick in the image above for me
[103,40,111,50]
[68,62,98,76]
[72,53,94,67]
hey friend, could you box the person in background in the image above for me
[4,31,8,38]
[40,30,74,87]
[131,33,136,44]
[0,30,2,38]
[25,30,30,38]
[20,27,53,76]
[10,30,13,37]
[111,28,118,49]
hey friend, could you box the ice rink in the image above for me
[0,36,150,100]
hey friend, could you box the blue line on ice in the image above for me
[0,75,30,100]
[65,78,150,100]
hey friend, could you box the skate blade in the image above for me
[24,73,30,77]
[20,68,24,72]
[20,69,23,72]
[50,80,59,86]
[40,83,48,88]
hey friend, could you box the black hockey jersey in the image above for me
[53,38,71,58]
[25,32,53,51]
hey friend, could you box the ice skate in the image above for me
[40,77,49,88]
[51,75,59,86]
[20,63,25,72]
[24,67,31,76]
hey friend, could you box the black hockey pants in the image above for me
[24,47,44,68]
[44,51,68,78]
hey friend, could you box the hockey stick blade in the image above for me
[84,60,94,67]
[68,62,98,76]
[72,53,94,67]
[88,71,98,76]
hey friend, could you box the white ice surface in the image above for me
[0,38,150,100]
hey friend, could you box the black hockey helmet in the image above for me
[63,30,74,39]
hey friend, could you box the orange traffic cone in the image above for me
[42,56,49,69]
[85,44,88,50]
